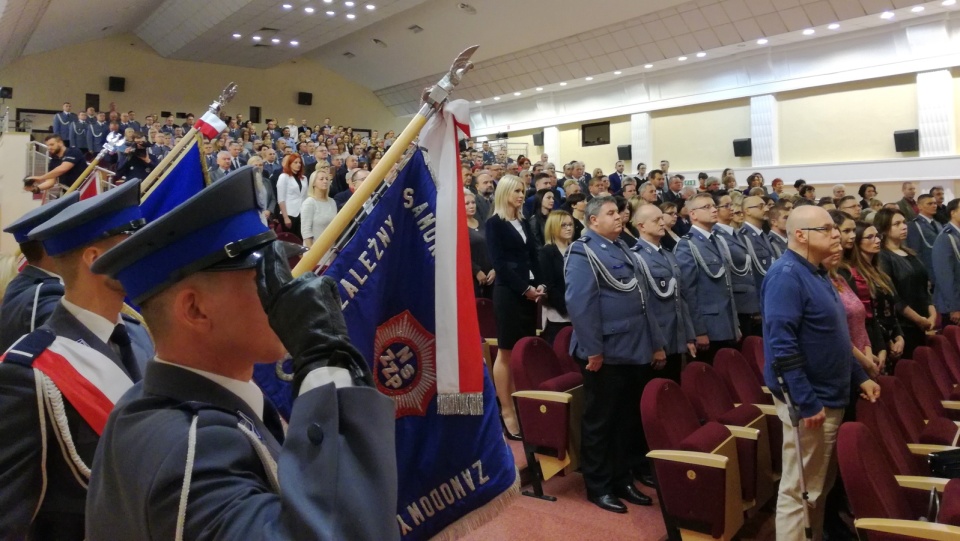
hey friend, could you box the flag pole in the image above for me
[139,83,238,195]
[292,45,478,277]
[63,132,124,194]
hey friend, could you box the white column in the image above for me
[542,126,560,166]
[630,113,652,171]
[916,70,956,157]
[750,94,779,167]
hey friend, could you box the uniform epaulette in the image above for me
[576,236,591,243]
[681,234,692,240]
[2,328,56,367]
[121,313,144,327]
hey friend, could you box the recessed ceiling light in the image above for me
[232,33,242,38]
[252,35,262,41]
[944,0,957,6]
[493,96,500,100]
[911,5,925,12]
[828,23,840,29]
[346,13,355,18]
[366,4,375,9]
[535,87,543,91]
[802,28,815,35]
[513,92,521,96]
[324,0,333,3]
[613,70,622,75]
[326,10,335,15]
[271,38,281,43]
[305,7,315,13]
[345,1,355,5]
[880,11,895,18]
[644,63,653,68]
[696,52,706,58]
[678,56,688,61]
[559,82,567,86]
[282,3,293,8]
[290,40,299,46]
[757,38,768,45]
[585,76,593,81]
[474,100,481,104]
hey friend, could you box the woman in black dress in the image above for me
[527,188,554,248]
[538,211,574,345]
[485,176,545,439]
[465,190,494,299]
[875,208,936,359]
[616,195,638,247]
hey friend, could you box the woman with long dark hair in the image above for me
[874,208,936,358]
[527,188,554,248]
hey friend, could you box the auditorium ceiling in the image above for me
[1,0,956,115]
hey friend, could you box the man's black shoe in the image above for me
[615,484,653,506]
[636,473,657,488]
[588,494,627,513]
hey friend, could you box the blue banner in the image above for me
[139,140,206,222]
[256,149,515,539]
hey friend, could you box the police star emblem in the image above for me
[373,310,437,418]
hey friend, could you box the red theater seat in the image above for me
[876,375,959,447]
[739,336,765,386]
[914,345,960,402]
[641,378,746,540]
[551,325,579,375]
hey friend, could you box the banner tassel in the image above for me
[429,469,519,541]
[435,392,484,415]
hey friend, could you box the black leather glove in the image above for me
[255,241,374,393]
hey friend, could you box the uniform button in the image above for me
[307,423,324,445]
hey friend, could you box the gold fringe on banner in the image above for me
[430,470,519,541]
[436,392,484,416]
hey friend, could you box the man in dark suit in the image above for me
[608,161,626,195]
[208,152,232,182]
[896,181,919,221]
[713,193,761,337]
[332,155,358,197]
[565,196,665,514]
[675,193,740,362]
[647,169,666,204]
[931,186,949,224]
[0,179,153,540]
[85,168,398,540]
[662,175,684,204]
[0,193,79,350]
[228,142,247,171]
[334,169,369,210]
[126,111,142,135]
[473,172,495,222]
[906,194,942,284]
[262,148,282,179]
[767,206,790,257]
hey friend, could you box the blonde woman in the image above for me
[539,211,574,345]
[300,167,337,248]
[484,175,545,439]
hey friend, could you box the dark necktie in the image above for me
[233,158,240,169]
[110,324,142,381]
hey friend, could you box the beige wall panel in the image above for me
[778,76,917,165]
[650,100,752,173]
[553,116,631,175]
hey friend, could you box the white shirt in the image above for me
[640,238,662,252]
[300,196,338,241]
[691,224,713,239]
[276,173,308,217]
[771,230,788,243]
[155,358,265,421]
[61,297,120,345]
[743,221,764,236]
[714,222,734,235]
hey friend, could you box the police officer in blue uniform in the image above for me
[740,195,778,296]
[0,192,79,350]
[632,204,697,385]
[907,193,942,286]
[767,206,790,258]
[85,167,398,540]
[565,196,666,514]
[52,102,78,145]
[713,193,762,337]
[0,179,153,541]
[933,198,960,326]
[675,193,740,363]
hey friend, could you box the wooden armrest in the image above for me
[854,518,960,540]
[726,425,760,441]
[907,443,959,456]
[647,450,728,469]
[761,386,771,395]
[512,390,572,404]
[754,403,777,416]
[484,338,498,347]
[942,400,960,410]
[894,475,949,493]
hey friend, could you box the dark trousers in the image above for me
[656,352,683,384]
[540,321,571,348]
[901,324,927,360]
[700,340,738,365]
[579,360,651,497]
[738,313,763,339]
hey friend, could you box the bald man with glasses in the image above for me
[674,193,739,363]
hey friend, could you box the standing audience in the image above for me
[538,211,574,345]
[276,154,307,238]
[299,167,337,248]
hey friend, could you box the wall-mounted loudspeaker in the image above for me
[894,129,919,152]
[532,131,544,146]
[496,132,509,140]
[0,87,12,99]
[617,145,632,160]
[298,92,313,106]
[733,138,752,157]
[108,76,125,92]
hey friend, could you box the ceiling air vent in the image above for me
[407,24,423,33]
[258,27,280,32]
[343,51,356,58]
[254,43,270,48]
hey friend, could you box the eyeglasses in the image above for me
[745,204,764,210]
[801,224,837,234]
[691,204,717,211]
[664,211,677,216]
[560,223,575,228]
[717,203,733,210]
[733,211,744,216]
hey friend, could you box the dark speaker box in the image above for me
[298,92,313,106]
[532,131,544,146]
[733,138,752,157]
[894,129,919,152]
[108,76,125,92]
[496,132,508,140]
[249,106,261,123]
[617,145,632,160]
[0,87,11,99]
